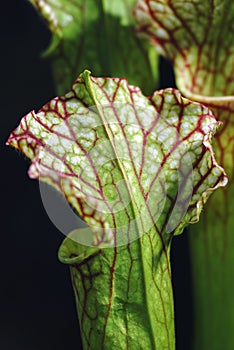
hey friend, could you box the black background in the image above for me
[1,1,192,349]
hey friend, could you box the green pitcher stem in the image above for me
[188,182,234,350]
[59,229,175,350]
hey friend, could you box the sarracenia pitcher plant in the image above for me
[7,0,233,349]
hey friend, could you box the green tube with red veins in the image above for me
[7,70,226,349]
[135,1,234,348]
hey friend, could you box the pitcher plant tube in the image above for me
[7,69,227,349]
